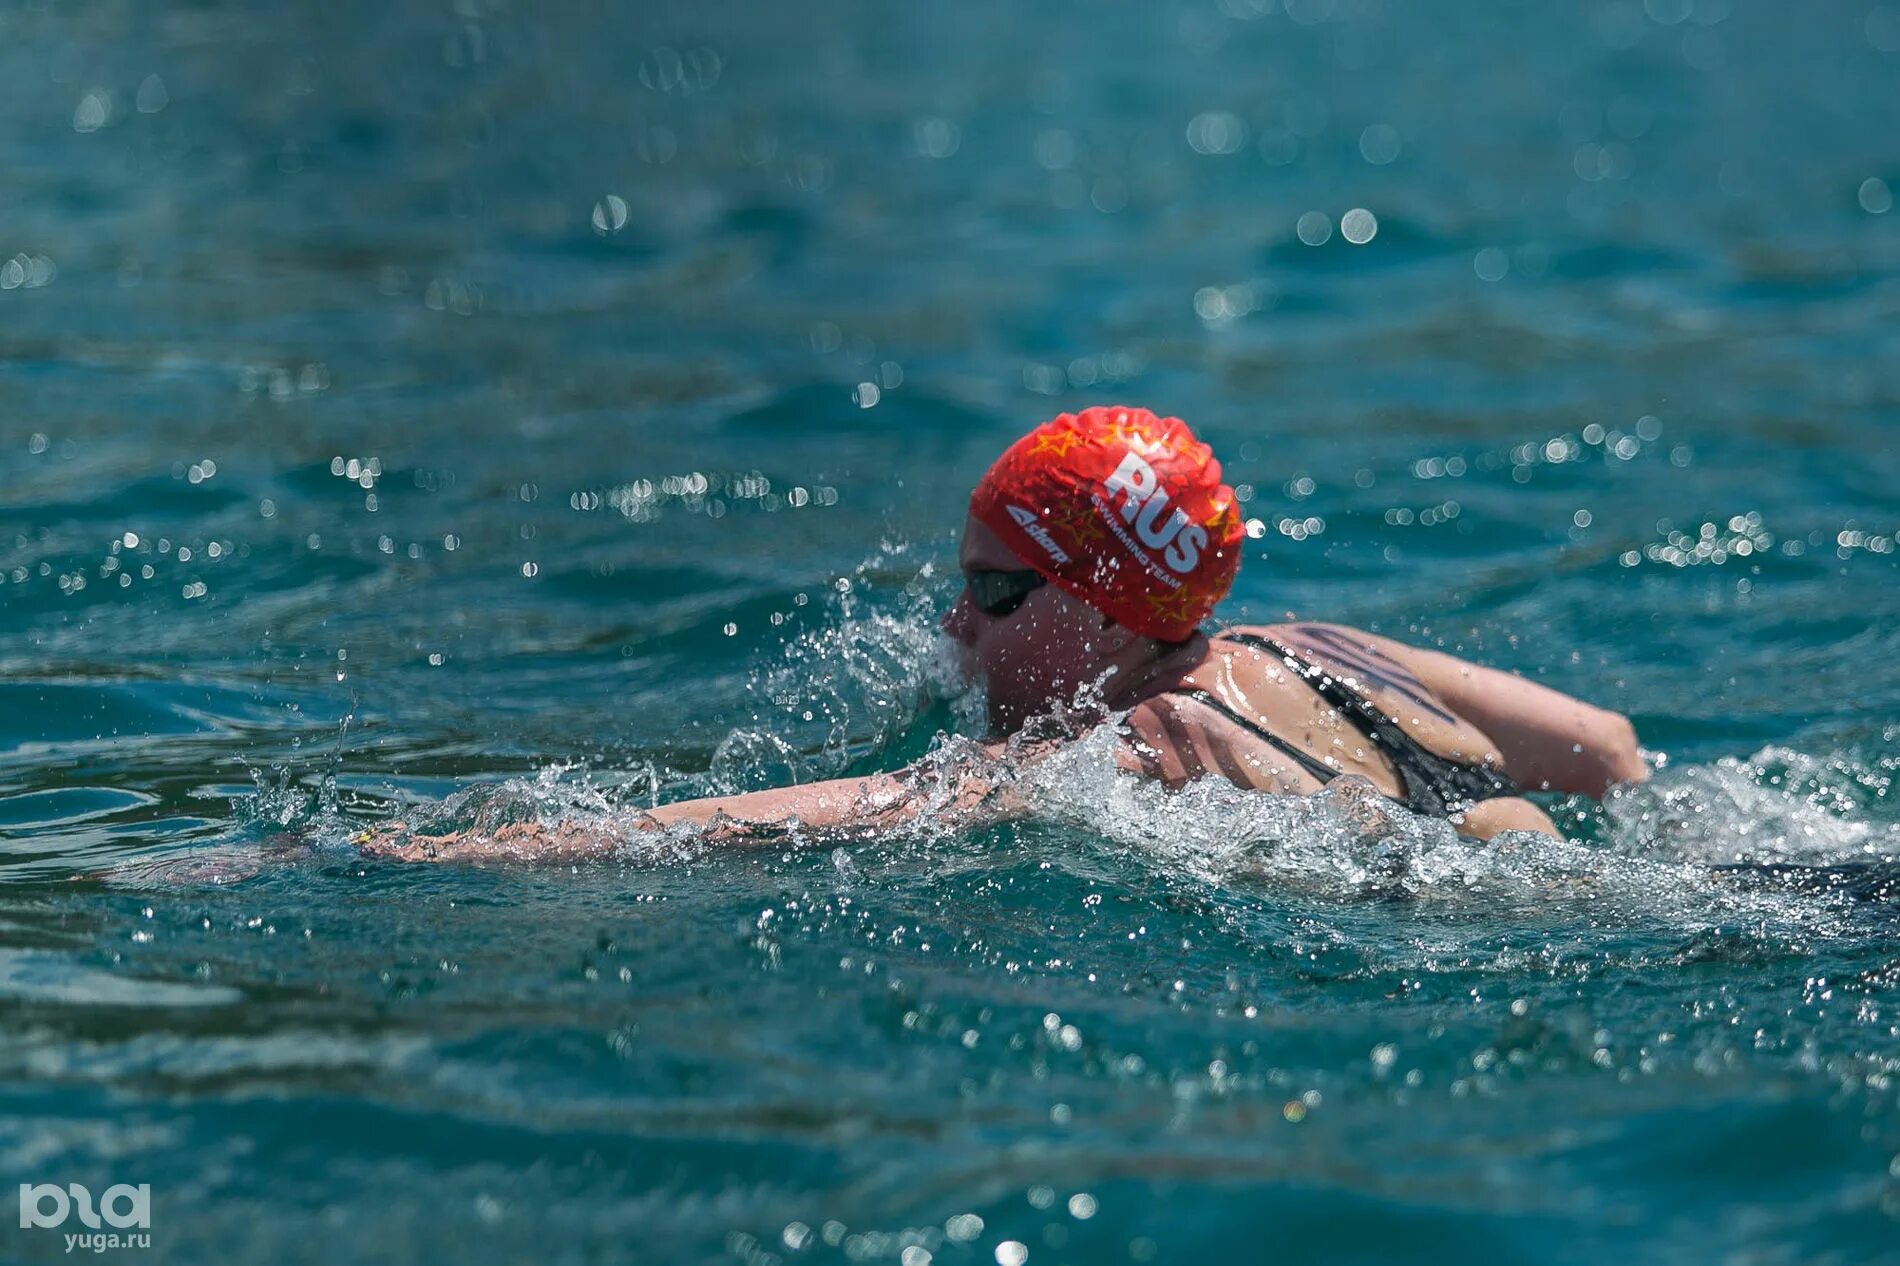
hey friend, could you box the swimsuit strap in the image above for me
[1211,632,1520,817]
[1222,631,1423,763]
[1169,689,1342,789]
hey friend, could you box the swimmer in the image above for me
[362,406,1646,862]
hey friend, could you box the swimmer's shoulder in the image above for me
[1215,620,1415,675]
[1117,689,1315,795]
[1217,621,1484,738]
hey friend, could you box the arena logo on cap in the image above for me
[1100,450,1207,575]
[1005,504,1072,565]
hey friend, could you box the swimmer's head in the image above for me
[943,406,1243,732]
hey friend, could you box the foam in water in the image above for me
[1600,745,1900,866]
[717,543,979,791]
[1016,721,1897,944]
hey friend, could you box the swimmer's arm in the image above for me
[1332,626,1648,797]
[642,767,1021,835]
[360,759,1028,862]
[355,818,628,863]
[1455,796,1560,841]
[646,744,1041,837]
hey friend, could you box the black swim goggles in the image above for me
[963,568,1046,618]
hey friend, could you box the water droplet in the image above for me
[591,194,629,234]
[1358,123,1401,164]
[1186,111,1246,155]
[72,91,109,133]
[945,1214,984,1242]
[914,116,961,158]
[136,74,169,113]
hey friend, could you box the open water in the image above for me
[3,1,1900,1262]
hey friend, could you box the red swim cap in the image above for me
[969,406,1244,641]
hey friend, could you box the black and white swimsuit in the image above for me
[1170,631,1520,817]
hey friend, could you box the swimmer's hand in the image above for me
[353,817,654,864]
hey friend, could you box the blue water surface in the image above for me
[2,1,1899,1262]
